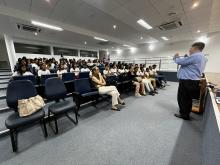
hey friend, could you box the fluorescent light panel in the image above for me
[192,1,199,8]
[161,36,169,41]
[94,36,108,42]
[137,19,153,30]
[31,21,63,31]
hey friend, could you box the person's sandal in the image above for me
[118,99,126,105]
[112,106,120,111]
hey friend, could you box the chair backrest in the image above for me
[40,74,58,85]
[45,77,67,100]
[7,80,38,111]
[78,72,90,79]
[62,72,75,82]
[74,78,92,94]
[13,75,37,85]
[106,75,118,85]
[50,69,57,73]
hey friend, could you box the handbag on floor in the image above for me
[18,95,45,117]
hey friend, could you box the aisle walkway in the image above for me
[0,82,202,165]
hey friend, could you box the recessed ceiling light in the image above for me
[94,36,108,42]
[34,32,38,36]
[130,47,137,53]
[45,0,50,2]
[31,20,63,31]
[148,44,155,51]
[116,49,122,54]
[84,41,87,45]
[137,19,153,30]
[161,36,169,41]
[192,1,199,9]
[140,36,143,40]
[113,25,117,30]
[197,30,201,33]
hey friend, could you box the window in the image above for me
[14,43,51,54]
[53,47,78,56]
[80,50,98,58]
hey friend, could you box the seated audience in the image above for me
[57,64,67,78]
[118,64,125,74]
[103,64,113,78]
[110,64,118,76]
[38,63,51,77]
[70,63,80,77]
[30,59,39,71]
[152,64,167,85]
[145,68,157,89]
[91,66,125,111]
[127,66,146,97]
[12,64,33,77]
[137,67,156,96]
[80,63,90,72]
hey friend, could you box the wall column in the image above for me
[4,34,16,72]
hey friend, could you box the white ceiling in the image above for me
[0,0,219,50]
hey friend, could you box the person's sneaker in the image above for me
[135,93,142,97]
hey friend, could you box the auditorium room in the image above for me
[0,0,219,165]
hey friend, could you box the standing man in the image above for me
[173,42,207,120]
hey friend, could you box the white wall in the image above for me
[110,32,220,73]
[4,35,99,70]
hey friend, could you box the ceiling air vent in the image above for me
[158,20,182,31]
[17,23,41,33]
[97,41,110,46]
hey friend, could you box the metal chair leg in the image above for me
[74,107,78,124]
[41,119,48,137]
[9,129,17,152]
[54,116,58,134]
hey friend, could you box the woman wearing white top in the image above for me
[110,64,118,76]
[103,64,112,78]
[91,66,125,111]
[70,63,80,77]
[137,67,156,95]
[57,64,67,78]
[118,65,125,74]
[80,64,90,72]
[38,63,50,77]
[12,64,33,78]
[145,68,157,91]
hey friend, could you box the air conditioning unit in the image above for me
[158,20,183,31]
[97,41,110,46]
[17,23,41,33]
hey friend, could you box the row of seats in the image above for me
[12,72,90,86]
[7,72,164,152]
[6,77,103,152]
[6,74,133,152]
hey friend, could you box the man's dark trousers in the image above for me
[177,79,200,117]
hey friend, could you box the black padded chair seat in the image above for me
[48,100,75,115]
[81,91,99,97]
[5,110,45,129]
